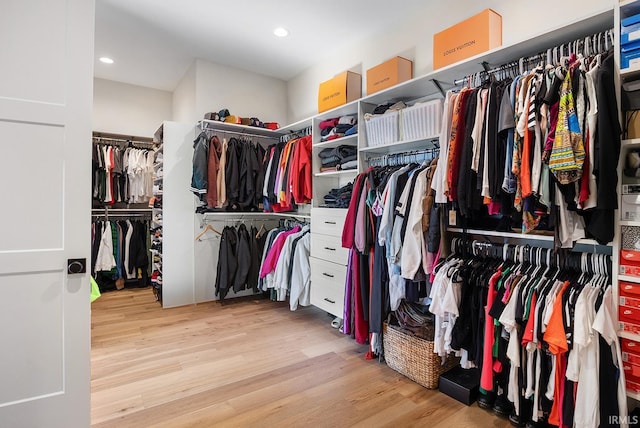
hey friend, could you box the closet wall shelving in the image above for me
[91,131,158,294]
[275,7,617,323]
[303,101,359,319]
[620,0,640,79]
[617,1,640,399]
[195,119,312,218]
[182,119,313,306]
[159,7,618,320]
[344,7,614,239]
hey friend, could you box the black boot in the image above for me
[477,391,496,410]
[493,393,514,418]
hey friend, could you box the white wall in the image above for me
[171,59,288,127]
[195,59,288,126]
[93,78,172,137]
[172,62,197,124]
[286,0,613,122]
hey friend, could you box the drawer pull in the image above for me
[324,221,337,225]
[323,246,336,251]
[324,298,336,304]
[322,272,334,278]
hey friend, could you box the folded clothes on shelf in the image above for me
[322,182,353,208]
[319,115,358,141]
[318,145,358,168]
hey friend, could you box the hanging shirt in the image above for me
[432,91,456,203]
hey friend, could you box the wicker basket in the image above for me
[382,322,457,389]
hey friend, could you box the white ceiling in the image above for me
[94,0,431,92]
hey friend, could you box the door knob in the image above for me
[67,258,87,274]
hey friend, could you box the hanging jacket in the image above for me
[232,224,252,292]
[191,132,209,198]
[215,226,238,300]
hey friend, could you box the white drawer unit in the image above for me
[311,207,347,237]
[310,256,346,318]
[311,233,349,266]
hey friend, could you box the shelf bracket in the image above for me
[481,61,491,72]
[430,79,446,98]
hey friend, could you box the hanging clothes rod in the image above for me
[93,131,154,143]
[92,213,152,218]
[281,126,313,143]
[92,137,156,148]
[91,207,152,212]
[451,28,614,86]
[367,147,439,167]
[198,121,282,140]
[201,128,282,140]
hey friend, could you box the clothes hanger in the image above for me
[194,224,222,241]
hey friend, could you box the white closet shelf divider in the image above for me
[314,169,358,177]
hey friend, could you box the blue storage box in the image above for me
[622,46,640,70]
[622,13,640,45]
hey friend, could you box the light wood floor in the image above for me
[91,288,510,427]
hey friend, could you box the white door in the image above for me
[0,0,94,426]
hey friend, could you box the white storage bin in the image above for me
[401,99,443,141]
[365,110,399,146]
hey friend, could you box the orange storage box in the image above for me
[433,9,502,69]
[621,321,640,336]
[622,338,640,356]
[623,349,640,366]
[624,361,640,384]
[628,378,640,393]
[620,305,640,326]
[366,56,413,95]
[318,71,362,113]
[621,250,640,277]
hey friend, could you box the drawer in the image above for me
[311,208,347,237]
[311,233,349,265]
[310,257,346,318]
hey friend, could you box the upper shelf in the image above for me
[623,139,640,147]
[198,120,284,138]
[447,227,611,253]
[621,65,640,80]
[313,100,360,122]
[302,9,615,112]
[278,117,313,134]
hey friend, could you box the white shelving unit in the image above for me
[314,134,357,149]
[314,170,358,178]
[197,119,285,138]
[620,274,640,284]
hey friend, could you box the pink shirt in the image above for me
[259,226,301,278]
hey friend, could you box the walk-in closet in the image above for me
[5,1,640,427]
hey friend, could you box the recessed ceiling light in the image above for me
[99,57,114,64]
[273,27,289,38]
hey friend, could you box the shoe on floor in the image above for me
[477,391,496,410]
[493,394,513,418]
